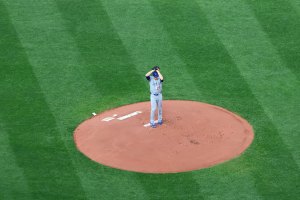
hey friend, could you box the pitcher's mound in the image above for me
[74,100,254,173]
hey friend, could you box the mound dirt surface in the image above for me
[74,100,254,173]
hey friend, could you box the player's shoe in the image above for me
[150,123,157,128]
[158,120,163,125]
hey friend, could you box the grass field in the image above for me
[0,0,299,199]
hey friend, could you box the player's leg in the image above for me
[150,94,157,127]
[158,94,163,125]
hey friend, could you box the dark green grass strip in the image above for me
[197,0,300,165]
[246,0,300,79]
[149,0,300,199]
[0,121,31,199]
[55,0,146,100]
[101,0,202,101]
[136,173,204,200]
[149,0,252,108]
[0,2,86,199]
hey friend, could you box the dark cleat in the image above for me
[150,123,157,128]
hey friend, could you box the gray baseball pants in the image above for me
[150,93,162,124]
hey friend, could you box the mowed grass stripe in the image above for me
[198,0,300,166]
[195,0,300,198]
[0,121,31,199]
[55,0,146,104]
[246,0,300,79]
[2,0,102,128]
[2,0,102,198]
[2,1,149,200]
[54,1,150,199]
[101,0,204,199]
[101,0,201,101]
[135,173,204,200]
[149,1,261,199]
[289,0,300,14]
[0,2,86,199]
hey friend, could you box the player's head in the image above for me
[152,71,159,79]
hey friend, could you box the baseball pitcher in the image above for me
[145,66,164,128]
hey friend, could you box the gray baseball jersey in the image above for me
[146,76,163,94]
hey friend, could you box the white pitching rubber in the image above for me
[117,111,142,121]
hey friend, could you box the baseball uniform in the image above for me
[146,74,163,126]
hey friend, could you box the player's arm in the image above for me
[157,70,164,81]
[145,70,154,81]
[145,70,155,77]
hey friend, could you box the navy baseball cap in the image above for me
[152,71,159,78]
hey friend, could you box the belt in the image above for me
[151,93,161,96]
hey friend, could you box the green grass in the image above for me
[0,0,299,199]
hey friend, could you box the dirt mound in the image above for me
[74,100,254,173]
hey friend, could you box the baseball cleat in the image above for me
[150,123,157,128]
[158,120,163,125]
